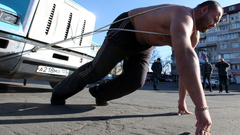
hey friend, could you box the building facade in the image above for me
[171,3,240,83]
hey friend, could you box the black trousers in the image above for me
[203,73,212,90]
[54,12,155,101]
[219,75,228,91]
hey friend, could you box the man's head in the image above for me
[195,0,223,33]
[157,58,161,63]
[220,58,225,62]
[205,59,208,63]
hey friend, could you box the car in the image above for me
[97,73,113,84]
[159,75,165,82]
[229,77,237,84]
[201,76,219,88]
[165,78,173,82]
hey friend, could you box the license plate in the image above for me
[36,65,69,76]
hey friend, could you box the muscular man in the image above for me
[51,1,223,134]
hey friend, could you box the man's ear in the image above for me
[201,6,209,14]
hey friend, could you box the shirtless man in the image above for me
[51,1,223,134]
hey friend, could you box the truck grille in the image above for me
[64,13,72,39]
[45,4,56,35]
[79,20,86,46]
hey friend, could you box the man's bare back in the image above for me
[129,4,196,47]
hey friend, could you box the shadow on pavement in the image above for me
[0,103,95,117]
[178,132,191,135]
[0,104,178,124]
[0,83,52,93]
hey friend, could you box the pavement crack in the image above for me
[111,102,173,110]
[60,121,94,135]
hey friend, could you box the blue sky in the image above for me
[74,0,239,59]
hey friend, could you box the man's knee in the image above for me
[126,79,145,91]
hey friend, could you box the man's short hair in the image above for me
[197,0,222,11]
[157,58,161,61]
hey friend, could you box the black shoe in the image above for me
[51,83,66,105]
[219,90,222,93]
[210,90,213,92]
[226,91,230,93]
[89,85,109,106]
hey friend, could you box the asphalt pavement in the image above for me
[0,78,240,135]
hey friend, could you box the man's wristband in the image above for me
[195,106,209,110]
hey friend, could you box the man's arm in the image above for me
[170,8,211,134]
[170,9,207,109]
[160,63,162,73]
[178,79,192,115]
[225,62,230,67]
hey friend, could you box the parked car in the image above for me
[159,75,165,82]
[201,76,219,88]
[165,78,173,82]
[97,73,113,84]
[229,77,237,84]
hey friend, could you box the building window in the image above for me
[199,39,206,44]
[229,6,235,11]
[212,56,217,60]
[220,44,227,49]
[214,47,217,51]
[218,54,222,59]
[219,25,228,30]
[208,48,211,52]
[218,34,228,41]
[229,33,239,39]
[223,54,229,59]
[231,65,240,70]
[207,36,217,42]
[231,53,237,58]
[220,18,227,23]
[230,22,240,29]
[207,27,216,33]
[232,43,239,48]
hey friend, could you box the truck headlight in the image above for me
[0,9,19,25]
[1,12,18,24]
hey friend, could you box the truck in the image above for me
[0,0,96,88]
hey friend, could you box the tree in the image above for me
[149,49,171,74]
[149,49,162,65]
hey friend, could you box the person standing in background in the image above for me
[151,58,162,90]
[201,59,213,92]
[215,58,230,93]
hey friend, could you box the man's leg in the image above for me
[51,12,138,105]
[207,75,212,92]
[203,75,207,89]
[153,76,158,90]
[51,37,130,105]
[219,76,223,93]
[223,75,229,93]
[90,46,154,102]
